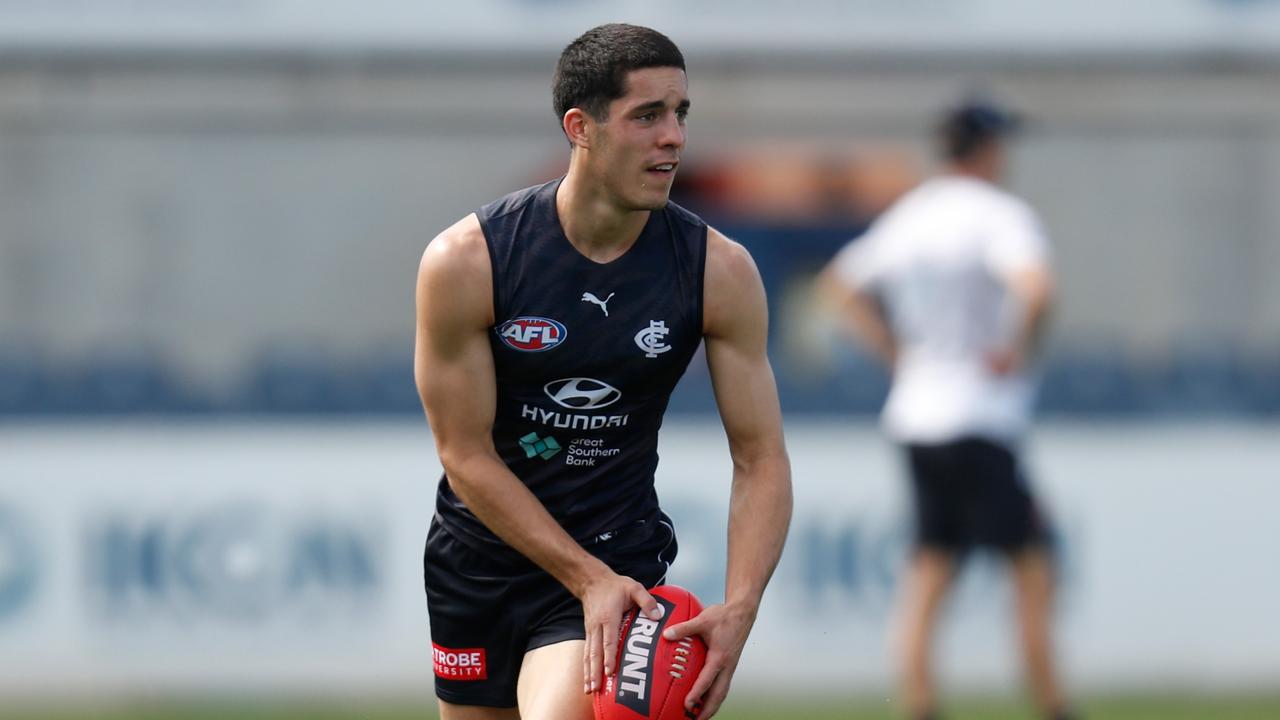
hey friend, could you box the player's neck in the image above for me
[556,168,650,263]
[945,144,1004,184]
[944,162,1001,185]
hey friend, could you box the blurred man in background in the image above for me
[415,23,792,720]
[820,99,1074,720]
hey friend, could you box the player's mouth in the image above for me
[646,161,679,178]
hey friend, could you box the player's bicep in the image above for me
[703,232,785,460]
[414,220,498,463]
[706,334,784,463]
[416,320,497,455]
[985,203,1052,280]
[1006,265,1054,304]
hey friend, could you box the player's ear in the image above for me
[562,108,592,149]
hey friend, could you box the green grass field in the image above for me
[10,695,1280,720]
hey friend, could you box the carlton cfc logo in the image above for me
[497,316,567,352]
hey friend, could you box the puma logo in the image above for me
[581,292,615,317]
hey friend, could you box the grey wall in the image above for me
[1,51,1278,392]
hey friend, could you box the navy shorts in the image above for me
[905,437,1051,554]
[423,514,677,708]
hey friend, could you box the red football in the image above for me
[594,585,708,720]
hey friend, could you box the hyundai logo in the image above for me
[543,378,622,410]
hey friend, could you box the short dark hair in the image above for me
[938,99,1022,161]
[552,23,685,123]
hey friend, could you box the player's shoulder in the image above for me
[701,227,766,337]
[949,176,1038,219]
[478,179,557,223]
[661,198,708,233]
[420,213,488,282]
[706,226,753,268]
[864,178,939,230]
[422,180,557,275]
[986,182,1035,212]
[981,187,1046,242]
[704,226,761,293]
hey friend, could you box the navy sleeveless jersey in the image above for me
[434,179,707,557]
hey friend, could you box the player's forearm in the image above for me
[722,450,793,617]
[1015,289,1052,358]
[1007,268,1054,359]
[441,451,609,595]
[845,292,898,368]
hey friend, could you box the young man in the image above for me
[821,100,1075,720]
[415,24,792,720]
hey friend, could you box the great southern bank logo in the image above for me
[518,432,562,460]
[497,316,566,352]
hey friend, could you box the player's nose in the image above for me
[657,114,686,150]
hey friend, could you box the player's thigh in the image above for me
[425,522,531,708]
[966,439,1047,550]
[437,699,520,720]
[517,639,592,720]
[904,442,967,550]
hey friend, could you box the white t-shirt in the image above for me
[831,175,1051,444]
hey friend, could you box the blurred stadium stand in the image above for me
[2,4,1280,419]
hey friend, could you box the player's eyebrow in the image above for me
[630,98,692,115]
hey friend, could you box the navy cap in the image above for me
[938,98,1023,159]
[946,99,1022,135]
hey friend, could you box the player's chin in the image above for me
[631,186,673,211]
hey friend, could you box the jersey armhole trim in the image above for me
[476,212,502,325]
[693,224,708,337]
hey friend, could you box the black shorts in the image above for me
[905,437,1050,554]
[423,514,677,708]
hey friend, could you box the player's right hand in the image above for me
[579,570,662,694]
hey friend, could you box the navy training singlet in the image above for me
[433,179,707,559]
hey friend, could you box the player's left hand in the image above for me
[579,569,661,695]
[662,601,755,718]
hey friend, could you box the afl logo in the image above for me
[497,317,567,352]
[544,378,622,410]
